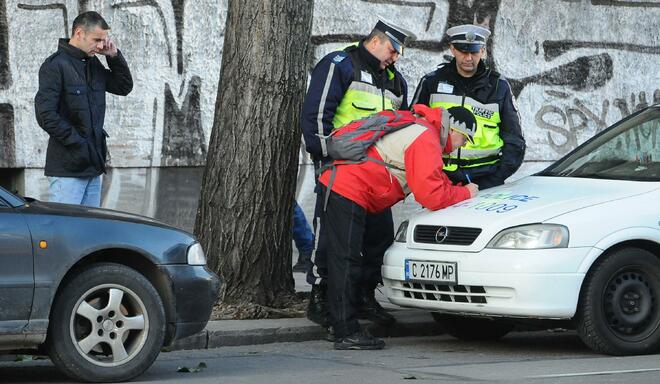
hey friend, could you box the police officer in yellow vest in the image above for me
[300,19,415,338]
[412,24,525,189]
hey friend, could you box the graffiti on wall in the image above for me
[311,0,659,158]
[536,90,660,154]
[0,104,13,167]
[161,75,207,166]
[0,0,658,229]
[0,0,11,89]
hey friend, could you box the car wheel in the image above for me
[431,313,513,341]
[576,247,660,355]
[47,263,165,382]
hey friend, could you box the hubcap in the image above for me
[603,269,660,341]
[70,284,149,367]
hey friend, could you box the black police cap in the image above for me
[373,19,416,55]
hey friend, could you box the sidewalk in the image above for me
[171,271,442,351]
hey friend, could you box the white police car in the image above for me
[383,104,659,355]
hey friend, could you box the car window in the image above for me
[0,185,25,207]
[543,108,659,181]
[0,198,8,208]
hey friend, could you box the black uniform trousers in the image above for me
[307,182,394,291]
[320,186,392,338]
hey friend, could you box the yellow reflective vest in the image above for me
[332,46,404,129]
[429,94,504,171]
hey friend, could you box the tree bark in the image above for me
[194,0,314,310]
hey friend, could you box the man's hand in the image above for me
[466,183,479,198]
[98,37,118,58]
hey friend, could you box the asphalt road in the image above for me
[2,330,660,383]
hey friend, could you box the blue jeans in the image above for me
[293,201,314,254]
[48,176,103,207]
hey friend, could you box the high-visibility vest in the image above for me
[429,93,503,171]
[332,47,404,129]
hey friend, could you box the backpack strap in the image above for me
[323,165,337,211]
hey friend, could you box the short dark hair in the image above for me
[71,11,110,36]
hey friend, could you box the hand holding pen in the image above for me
[464,173,479,197]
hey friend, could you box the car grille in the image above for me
[414,225,481,245]
[399,281,488,304]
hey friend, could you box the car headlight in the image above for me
[187,243,207,265]
[395,221,409,243]
[487,224,569,249]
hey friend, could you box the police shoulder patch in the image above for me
[331,53,347,63]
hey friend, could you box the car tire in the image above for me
[431,313,513,341]
[47,263,166,382]
[576,247,660,356]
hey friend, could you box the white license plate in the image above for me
[404,260,457,284]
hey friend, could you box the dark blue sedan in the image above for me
[0,186,220,382]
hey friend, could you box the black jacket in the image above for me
[412,59,525,189]
[35,39,133,177]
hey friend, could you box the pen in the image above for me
[465,173,471,184]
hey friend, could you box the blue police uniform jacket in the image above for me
[411,59,525,189]
[300,42,408,163]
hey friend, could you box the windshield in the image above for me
[540,107,659,181]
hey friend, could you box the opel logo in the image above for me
[435,226,449,243]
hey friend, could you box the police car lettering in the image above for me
[452,193,540,213]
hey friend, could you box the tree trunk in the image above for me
[194,0,314,312]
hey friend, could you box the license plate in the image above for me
[405,260,457,284]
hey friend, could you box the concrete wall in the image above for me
[0,0,658,231]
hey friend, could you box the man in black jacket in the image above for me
[35,11,133,206]
[411,24,525,189]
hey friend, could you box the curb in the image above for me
[171,309,441,351]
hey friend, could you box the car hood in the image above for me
[408,176,658,249]
[21,200,189,234]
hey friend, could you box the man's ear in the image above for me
[72,26,83,38]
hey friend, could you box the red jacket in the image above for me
[319,105,472,213]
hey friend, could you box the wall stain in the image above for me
[161,76,206,166]
[544,40,660,61]
[0,104,15,167]
[17,3,69,38]
[170,0,185,74]
[0,0,11,88]
[508,54,613,98]
[112,0,174,68]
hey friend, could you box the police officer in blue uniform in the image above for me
[300,19,415,344]
[412,24,525,189]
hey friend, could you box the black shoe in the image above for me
[307,284,330,327]
[325,326,335,342]
[356,289,396,326]
[334,330,385,350]
[292,252,311,273]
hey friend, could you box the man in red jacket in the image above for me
[320,105,479,350]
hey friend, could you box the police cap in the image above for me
[446,24,490,53]
[373,18,416,56]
